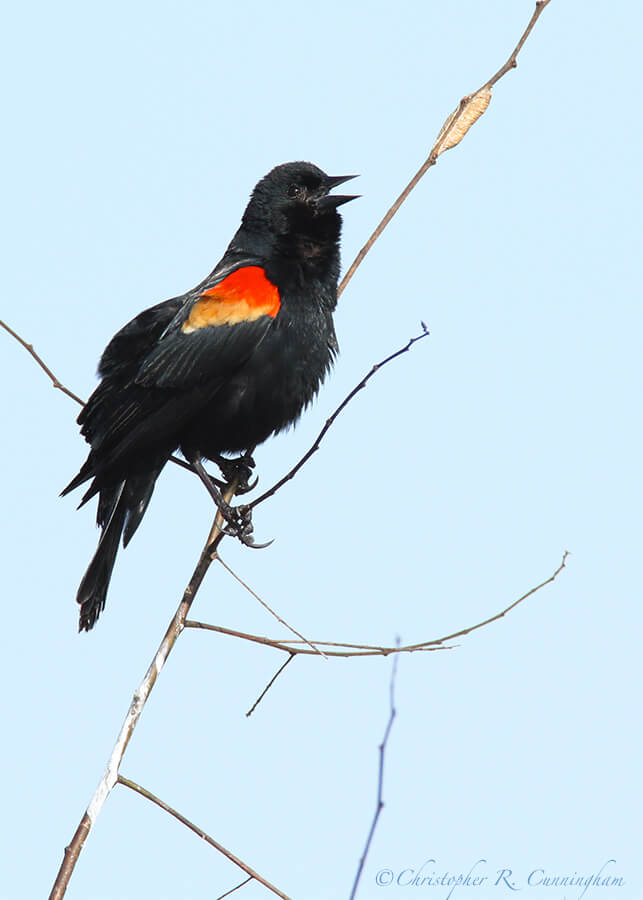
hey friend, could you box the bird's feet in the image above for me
[189,455,271,549]
[212,451,257,495]
[216,500,271,549]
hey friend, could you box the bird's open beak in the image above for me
[326,174,359,190]
[318,174,360,210]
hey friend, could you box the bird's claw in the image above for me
[219,502,272,549]
[191,454,269,547]
[214,452,258,495]
[235,474,259,495]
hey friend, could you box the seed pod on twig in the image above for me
[434,86,492,156]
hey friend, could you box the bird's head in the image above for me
[240,162,359,260]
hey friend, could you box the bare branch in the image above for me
[0,321,204,482]
[349,646,399,899]
[1,318,85,406]
[215,877,253,900]
[408,549,570,650]
[217,555,326,657]
[186,619,451,657]
[337,0,552,299]
[49,489,237,900]
[48,816,92,900]
[247,327,430,511]
[185,619,308,653]
[186,553,569,659]
[246,654,295,718]
[484,0,552,90]
[118,777,291,900]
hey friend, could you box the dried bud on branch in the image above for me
[434,87,493,156]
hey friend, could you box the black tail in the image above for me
[71,466,165,631]
[77,483,128,630]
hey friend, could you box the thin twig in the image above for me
[405,550,569,649]
[337,0,552,299]
[48,487,237,900]
[186,619,451,657]
[1,319,84,406]
[349,646,399,899]
[217,555,326,658]
[118,777,291,900]
[247,327,429,511]
[484,0,552,90]
[246,654,295,717]
[0,321,203,475]
[216,877,254,900]
[186,553,569,658]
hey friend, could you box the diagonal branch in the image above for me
[217,555,326,658]
[1,318,84,406]
[404,549,569,649]
[246,326,430,511]
[118,776,292,900]
[245,654,295,718]
[0,319,201,476]
[216,878,253,900]
[338,0,552,299]
[349,647,399,899]
[48,492,236,900]
[484,0,552,90]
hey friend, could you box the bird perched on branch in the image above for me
[63,161,358,631]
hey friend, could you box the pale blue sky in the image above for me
[2,1,641,898]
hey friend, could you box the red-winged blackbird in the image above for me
[63,161,357,631]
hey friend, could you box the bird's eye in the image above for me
[287,183,304,199]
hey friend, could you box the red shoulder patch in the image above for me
[181,266,280,334]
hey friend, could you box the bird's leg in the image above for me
[211,447,258,495]
[189,456,270,549]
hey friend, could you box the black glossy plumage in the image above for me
[63,161,356,630]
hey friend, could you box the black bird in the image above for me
[63,161,357,631]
